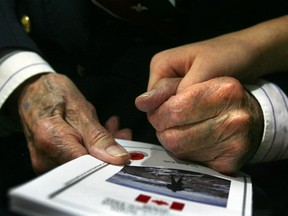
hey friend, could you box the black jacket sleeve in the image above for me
[0,0,39,52]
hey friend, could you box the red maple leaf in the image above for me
[152,200,169,206]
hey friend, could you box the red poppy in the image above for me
[129,152,145,160]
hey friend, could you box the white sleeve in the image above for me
[0,51,56,136]
[245,80,288,163]
[0,51,56,108]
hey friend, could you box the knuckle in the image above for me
[66,103,97,129]
[229,111,251,132]
[213,112,251,148]
[150,51,165,67]
[230,80,246,98]
[150,50,170,75]
[81,102,98,122]
[88,128,113,149]
[217,77,243,98]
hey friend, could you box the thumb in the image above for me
[135,78,181,112]
[84,124,130,165]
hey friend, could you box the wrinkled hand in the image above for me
[18,73,130,174]
[136,77,263,174]
[135,16,288,174]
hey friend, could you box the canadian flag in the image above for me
[135,194,185,211]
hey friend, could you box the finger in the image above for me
[135,78,181,112]
[45,77,132,165]
[148,77,243,131]
[105,116,132,140]
[85,126,131,165]
[157,113,249,174]
[148,46,193,90]
[113,128,133,140]
[105,116,121,135]
[156,114,228,161]
[177,60,213,93]
[65,103,130,165]
[82,124,131,165]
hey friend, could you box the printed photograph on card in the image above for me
[106,165,231,207]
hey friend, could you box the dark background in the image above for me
[1,1,288,215]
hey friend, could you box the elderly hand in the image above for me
[136,77,263,174]
[18,73,130,174]
[135,16,288,174]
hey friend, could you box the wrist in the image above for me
[239,15,288,76]
[5,73,52,127]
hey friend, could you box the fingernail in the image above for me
[105,145,129,157]
[138,90,155,98]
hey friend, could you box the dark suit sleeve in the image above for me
[0,0,39,51]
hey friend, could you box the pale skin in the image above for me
[135,15,288,174]
[147,15,288,92]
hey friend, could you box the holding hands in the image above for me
[147,15,288,93]
[136,77,263,174]
[136,16,288,173]
[10,16,288,174]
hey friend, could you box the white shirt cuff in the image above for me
[0,51,56,108]
[245,80,288,163]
